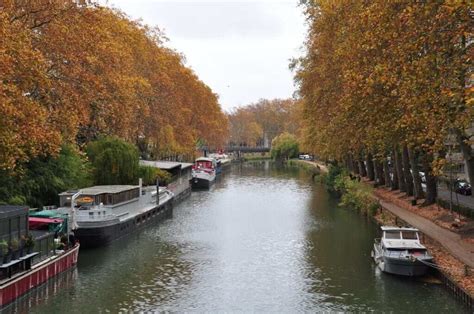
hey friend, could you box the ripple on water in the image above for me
[22,163,469,313]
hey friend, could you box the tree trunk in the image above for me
[408,147,424,200]
[422,154,437,205]
[366,152,375,181]
[455,129,474,196]
[394,146,406,192]
[402,145,414,196]
[344,154,350,171]
[373,159,380,184]
[350,154,360,175]
[359,159,367,177]
[391,151,399,190]
[383,158,391,188]
[375,159,385,186]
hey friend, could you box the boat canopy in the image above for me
[29,216,66,234]
[29,209,67,219]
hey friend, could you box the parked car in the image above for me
[299,154,312,160]
[454,180,472,196]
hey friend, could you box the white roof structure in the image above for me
[196,157,214,162]
[381,226,426,249]
[140,160,193,170]
[382,239,426,249]
[59,185,140,196]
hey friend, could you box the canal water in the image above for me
[11,162,467,312]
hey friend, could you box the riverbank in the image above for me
[298,160,474,308]
[288,159,329,173]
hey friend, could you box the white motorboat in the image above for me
[372,226,433,276]
[191,157,216,189]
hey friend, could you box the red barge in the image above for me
[0,206,79,308]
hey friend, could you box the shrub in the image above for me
[87,137,139,185]
[138,166,172,186]
[10,239,19,251]
[0,144,91,207]
[271,133,299,161]
[324,164,346,193]
[0,241,8,256]
[334,174,379,215]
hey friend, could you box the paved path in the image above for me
[379,199,474,268]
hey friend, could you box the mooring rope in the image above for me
[413,256,467,276]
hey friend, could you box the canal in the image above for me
[15,162,467,312]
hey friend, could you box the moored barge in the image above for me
[57,182,174,248]
[0,206,79,308]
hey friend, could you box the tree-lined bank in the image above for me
[295,1,473,204]
[0,1,228,206]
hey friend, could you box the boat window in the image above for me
[402,231,418,240]
[385,231,401,239]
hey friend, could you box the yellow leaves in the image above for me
[296,0,471,160]
[1,2,228,172]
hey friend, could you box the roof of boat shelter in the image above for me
[140,160,193,170]
[59,185,139,196]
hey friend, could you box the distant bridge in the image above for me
[224,146,270,153]
[225,146,270,153]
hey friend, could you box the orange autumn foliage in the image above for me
[0,1,228,171]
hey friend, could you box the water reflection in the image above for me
[25,161,466,313]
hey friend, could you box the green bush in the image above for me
[87,137,139,185]
[322,168,379,216]
[324,164,346,193]
[0,144,91,207]
[138,166,172,186]
[271,132,299,161]
[339,177,379,215]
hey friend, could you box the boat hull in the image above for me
[372,244,432,276]
[191,171,215,189]
[75,200,173,249]
[191,177,214,189]
[0,244,79,307]
[382,256,431,276]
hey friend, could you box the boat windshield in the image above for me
[385,231,401,239]
[402,231,418,240]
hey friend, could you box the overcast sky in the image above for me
[106,0,306,111]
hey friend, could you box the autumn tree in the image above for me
[227,98,301,147]
[0,1,229,205]
[295,1,472,205]
[271,133,299,161]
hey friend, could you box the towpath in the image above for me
[379,199,474,268]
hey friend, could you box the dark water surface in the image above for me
[9,162,467,312]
